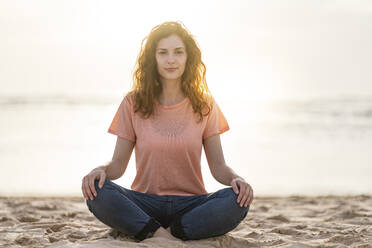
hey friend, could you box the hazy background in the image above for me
[1,0,371,197]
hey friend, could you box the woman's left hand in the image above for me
[231,177,254,207]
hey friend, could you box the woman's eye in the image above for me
[157,51,183,55]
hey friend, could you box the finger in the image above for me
[237,183,246,204]
[98,172,106,189]
[245,186,254,206]
[239,188,249,207]
[84,178,94,200]
[82,177,91,200]
[244,187,253,207]
[236,183,243,203]
[88,178,97,199]
[231,180,239,195]
[249,187,254,205]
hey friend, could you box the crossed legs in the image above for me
[86,180,249,241]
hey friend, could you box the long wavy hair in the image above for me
[127,21,213,122]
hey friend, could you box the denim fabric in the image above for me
[86,179,249,241]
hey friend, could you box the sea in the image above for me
[1,93,371,197]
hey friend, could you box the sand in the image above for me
[1,195,371,248]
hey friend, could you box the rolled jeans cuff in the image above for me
[134,218,161,241]
[170,215,188,241]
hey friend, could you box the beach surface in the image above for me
[1,195,371,248]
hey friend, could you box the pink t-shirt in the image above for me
[108,94,229,196]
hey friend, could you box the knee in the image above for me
[94,179,111,192]
[86,179,112,209]
[219,187,250,219]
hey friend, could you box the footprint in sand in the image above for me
[258,238,286,247]
[267,214,290,223]
[32,203,58,211]
[46,223,67,232]
[336,209,366,219]
[0,216,13,222]
[48,235,60,243]
[327,234,364,246]
[17,215,40,223]
[245,231,263,238]
[67,230,88,240]
[302,209,324,218]
[293,224,307,230]
[327,209,367,221]
[257,205,269,212]
[6,200,30,208]
[61,212,77,218]
[15,234,37,246]
[270,227,301,236]
[303,200,317,205]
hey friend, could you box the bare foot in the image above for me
[153,226,181,241]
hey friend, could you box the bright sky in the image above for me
[1,0,372,100]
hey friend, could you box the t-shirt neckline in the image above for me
[156,97,188,109]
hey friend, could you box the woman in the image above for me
[81,21,253,242]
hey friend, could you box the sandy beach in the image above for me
[1,195,371,248]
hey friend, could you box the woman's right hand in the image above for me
[81,166,106,200]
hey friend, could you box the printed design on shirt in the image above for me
[150,112,190,137]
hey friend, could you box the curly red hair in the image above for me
[127,21,213,122]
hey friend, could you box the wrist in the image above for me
[232,176,244,182]
[94,165,107,173]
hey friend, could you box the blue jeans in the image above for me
[86,179,249,242]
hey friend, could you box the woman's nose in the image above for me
[167,53,176,63]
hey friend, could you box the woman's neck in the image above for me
[158,80,185,106]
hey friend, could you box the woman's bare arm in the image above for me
[203,134,253,207]
[102,136,135,180]
[203,134,238,185]
[82,136,134,200]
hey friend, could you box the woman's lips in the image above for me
[165,68,177,72]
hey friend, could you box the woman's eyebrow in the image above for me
[157,47,185,51]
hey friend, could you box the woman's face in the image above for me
[155,34,187,83]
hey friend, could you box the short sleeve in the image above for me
[202,98,230,140]
[107,95,136,143]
